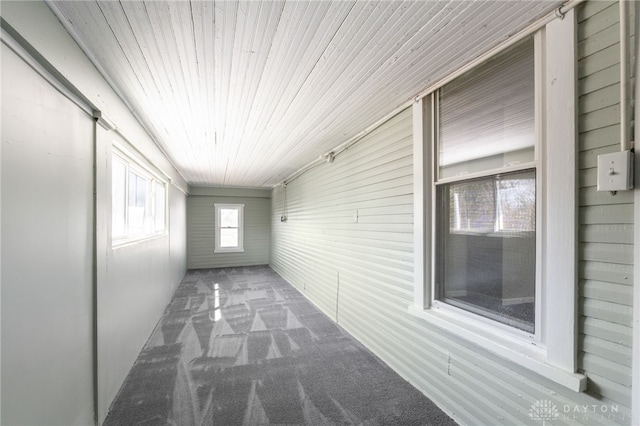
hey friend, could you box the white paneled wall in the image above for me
[1,44,95,426]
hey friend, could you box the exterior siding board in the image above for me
[581,124,621,151]
[581,261,634,286]
[578,44,620,78]
[581,298,633,327]
[577,0,634,409]
[579,104,621,133]
[581,316,633,348]
[578,23,620,59]
[579,83,620,112]
[582,280,634,306]
[585,373,633,409]
[579,189,634,206]
[579,66,621,96]
[580,224,634,245]
[582,335,633,365]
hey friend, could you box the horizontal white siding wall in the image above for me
[271,107,633,423]
[577,0,634,409]
[271,109,414,320]
[188,192,270,268]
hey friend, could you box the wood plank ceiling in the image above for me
[48,1,562,188]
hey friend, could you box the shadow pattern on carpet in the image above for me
[104,266,456,426]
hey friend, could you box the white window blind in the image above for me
[439,37,535,179]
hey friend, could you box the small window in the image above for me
[215,204,244,253]
[112,151,166,245]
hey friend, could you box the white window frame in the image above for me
[410,12,586,392]
[214,203,245,253]
[111,148,167,247]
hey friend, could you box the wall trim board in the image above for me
[632,1,640,419]
[189,186,272,198]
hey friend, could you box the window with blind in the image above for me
[412,14,582,390]
[435,37,537,333]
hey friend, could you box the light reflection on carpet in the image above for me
[103,266,456,426]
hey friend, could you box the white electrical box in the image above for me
[596,150,634,191]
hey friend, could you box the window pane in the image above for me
[220,228,238,248]
[449,179,495,233]
[112,157,127,238]
[436,170,536,332]
[497,175,535,232]
[220,208,238,228]
[439,37,535,179]
[128,172,147,235]
[154,181,166,232]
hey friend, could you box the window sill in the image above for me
[407,303,587,392]
[112,233,167,250]
[214,248,245,254]
[449,230,535,238]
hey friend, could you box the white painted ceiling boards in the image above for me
[48,1,562,188]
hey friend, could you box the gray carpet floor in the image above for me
[103,265,456,426]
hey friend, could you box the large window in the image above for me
[112,151,167,244]
[214,204,244,253]
[411,13,584,392]
[435,38,537,333]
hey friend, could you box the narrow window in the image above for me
[153,180,166,233]
[112,155,127,238]
[215,204,244,253]
[128,170,149,236]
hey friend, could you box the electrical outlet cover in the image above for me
[596,151,634,191]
